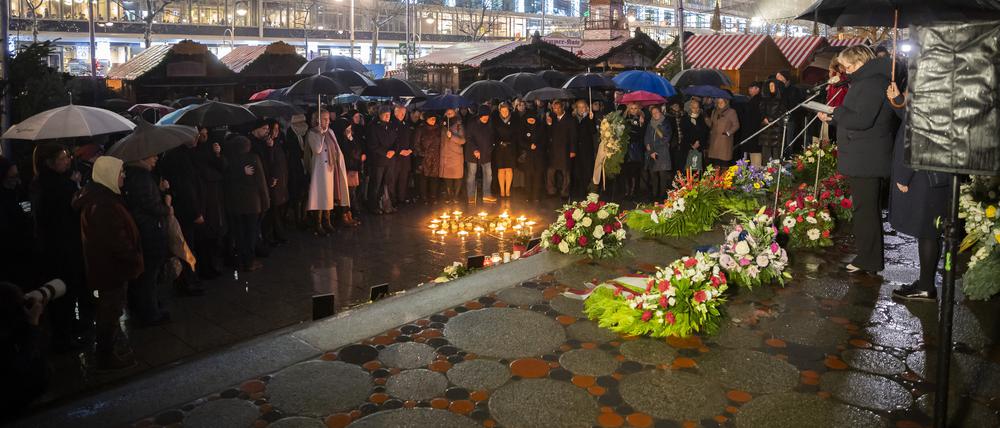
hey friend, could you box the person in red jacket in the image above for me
[73,156,144,370]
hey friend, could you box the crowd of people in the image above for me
[1,44,945,419]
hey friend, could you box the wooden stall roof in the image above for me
[414,40,525,67]
[220,42,305,75]
[774,36,829,69]
[573,37,630,60]
[479,36,585,73]
[107,44,172,81]
[683,34,771,70]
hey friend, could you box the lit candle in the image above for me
[478,211,488,218]
[503,252,511,263]
[458,230,469,237]
[496,224,506,232]
[436,229,447,235]
[513,250,521,260]
[517,215,527,222]
[500,212,509,219]
[512,224,522,231]
[452,210,462,216]
[491,253,501,264]
[429,223,439,229]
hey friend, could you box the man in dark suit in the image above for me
[545,100,577,198]
[365,106,397,214]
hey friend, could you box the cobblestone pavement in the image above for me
[120,229,999,427]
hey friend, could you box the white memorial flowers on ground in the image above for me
[541,193,626,259]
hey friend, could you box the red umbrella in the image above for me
[249,89,277,102]
[618,90,666,107]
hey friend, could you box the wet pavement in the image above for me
[36,199,563,411]
[63,222,1000,428]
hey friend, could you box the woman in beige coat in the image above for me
[438,108,466,203]
[705,97,740,168]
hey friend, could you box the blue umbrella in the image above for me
[681,85,732,99]
[420,94,475,111]
[156,104,200,125]
[612,70,677,98]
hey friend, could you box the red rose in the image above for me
[613,221,622,230]
[598,201,607,208]
[578,236,588,246]
[820,191,831,200]
[796,216,804,223]
[566,219,576,228]
[808,211,816,218]
[834,189,844,197]
[684,258,698,268]
[659,295,668,308]
[822,230,830,238]
[664,312,676,324]
[782,226,791,234]
[641,310,653,322]
[551,235,562,244]
[718,271,726,283]
[564,210,573,220]
[585,202,598,213]
[604,224,613,234]
[710,276,721,287]
[673,268,683,277]
[841,198,853,209]
[693,290,708,303]
[657,280,670,292]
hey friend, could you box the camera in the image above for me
[23,279,67,308]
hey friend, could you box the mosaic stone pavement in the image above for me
[129,232,1000,428]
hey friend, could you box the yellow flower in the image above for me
[995,231,1000,244]
[987,205,997,219]
[753,182,761,189]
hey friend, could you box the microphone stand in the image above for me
[735,89,824,149]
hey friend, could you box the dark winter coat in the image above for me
[739,94,764,153]
[366,120,397,168]
[393,117,416,169]
[73,182,144,289]
[624,113,646,163]
[30,170,82,261]
[283,127,309,198]
[0,180,33,285]
[224,139,271,216]
[573,114,597,180]
[760,80,787,148]
[521,116,547,170]
[337,124,366,174]
[122,165,169,263]
[889,95,951,239]
[546,112,577,170]
[414,121,442,177]
[193,140,228,237]
[666,110,687,171]
[158,145,203,224]
[832,57,898,178]
[464,118,496,165]
[492,114,521,169]
[252,136,290,206]
[644,118,672,172]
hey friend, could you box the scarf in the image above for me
[92,156,123,194]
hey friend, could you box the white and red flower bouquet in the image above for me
[778,196,835,248]
[540,193,627,259]
[718,212,791,289]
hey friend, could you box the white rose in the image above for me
[615,229,626,240]
[597,209,610,219]
[806,216,818,224]
[558,241,570,253]
[735,241,751,255]
[782,217,796,229]
[595,240,605,250]
[593,225,605,239]
[581,217,593,227]
[807,229,821,240]
[820,212,832,222]
[572,209,584,221]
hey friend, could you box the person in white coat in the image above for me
[306,108,353,236]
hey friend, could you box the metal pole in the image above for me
[541,0,546,36]
[88,0,98,106]
[933,175,962,428]
[771,116,789,214]
[678,0,685,71]
[404,0,410,79]
[258,0,263,38]
[1,0,10,150]
[350,0,355,59]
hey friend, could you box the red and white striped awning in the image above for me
[682,34,769,70]
[828,37,871,47]
[656,50,677,68]
[774,36,828,69]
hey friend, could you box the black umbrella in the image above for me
[101,98,133,113]
[536,70,569,88]
[285,74,352,97]
[297,55,371,77]
[500,72,550,95]
[245,100,304,120]
[322,70,377,94]
[171,96,204,108]
[522,87,575,102]
[106,120,199,162]
[796,0,1000,27]
[459,80,518,103]
[172,101,257,127]
[671,68,733,88]
[562,72,616,90]
[361,78,425,98]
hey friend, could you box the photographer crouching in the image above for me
[0,279,62,421]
